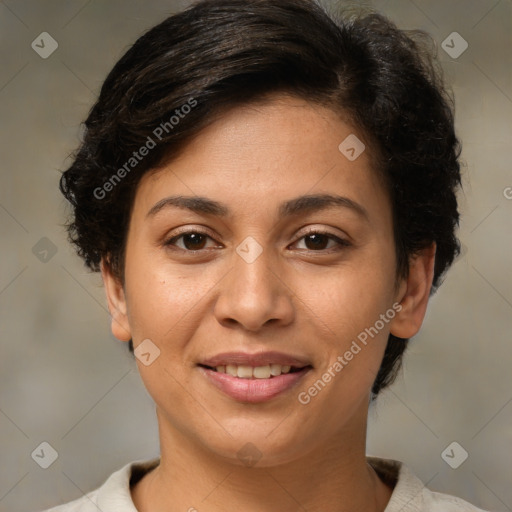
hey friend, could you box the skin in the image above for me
[102,93,435,512]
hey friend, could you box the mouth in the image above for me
[196,351,313,403]
[198,363,310,379]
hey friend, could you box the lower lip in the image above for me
[198,366,311,403]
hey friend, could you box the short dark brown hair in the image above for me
[60,0,462,397]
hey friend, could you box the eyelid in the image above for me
[166,225,216,239]
[297,225,349,240]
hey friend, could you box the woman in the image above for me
[43,0,488,510]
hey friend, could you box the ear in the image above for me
[100,259,132,342]
[389,243,436,339]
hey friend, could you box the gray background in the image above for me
[0,0,511,511]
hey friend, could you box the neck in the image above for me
[131,407,392,512]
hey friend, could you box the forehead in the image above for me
[133,93,389,223]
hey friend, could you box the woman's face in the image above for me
[105,94,410,466]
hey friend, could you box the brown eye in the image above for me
[165,231,215,251]
[293,231,351,252]
[303,233,330,250]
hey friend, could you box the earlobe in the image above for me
[100,260,132,342]
[389,243,436,339]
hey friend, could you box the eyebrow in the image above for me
[146,193,369,221]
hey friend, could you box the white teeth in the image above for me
[225,364,238,377]
[213,364,296,378]
[237,365,253,378]
[269,364,281,376]
[253,365,271,379]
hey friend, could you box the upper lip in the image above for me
[199,351,312,368]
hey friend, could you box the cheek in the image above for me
[308,262,394,336]
[123,252,226,369]
[123,261,204,407]
[301,259,396,392]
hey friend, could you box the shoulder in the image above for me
[367,456,490,512]
[36,457,160,512]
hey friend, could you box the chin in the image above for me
[196,421,314,468]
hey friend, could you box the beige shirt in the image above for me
[40,456,489,511]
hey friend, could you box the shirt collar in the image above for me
[96,457,160,511]
[368,456,426,511]
[94,456,425,511]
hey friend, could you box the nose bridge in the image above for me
[214,237,293,331]
[236,240,274,296]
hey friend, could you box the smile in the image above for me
[199,363,305,379]
[198,363,312,403]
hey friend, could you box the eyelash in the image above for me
[164,228,351,253]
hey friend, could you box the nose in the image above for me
[213,242,295,332]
